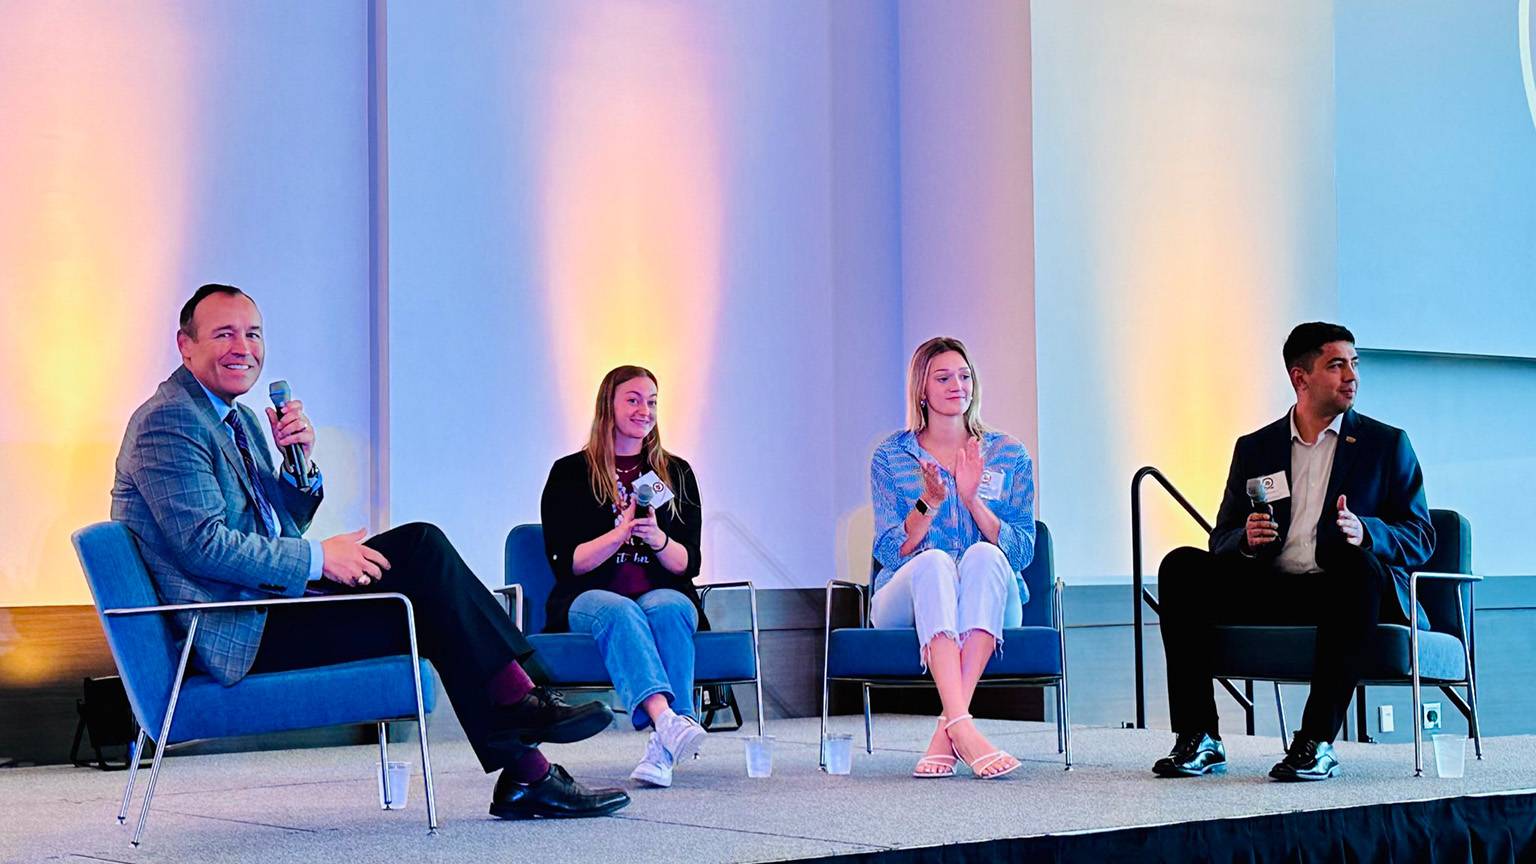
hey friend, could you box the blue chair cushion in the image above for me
[827,627,1063,680]
[1209,625,1467,683]
[528,631,757,687]
[167,658,436,744]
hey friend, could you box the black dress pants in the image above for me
[1158,540,1405,743]
[250,522,537,772]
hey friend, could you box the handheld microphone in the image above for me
[1244,478,1273,517]
[634,481,656,514]
[631,482,655,545]
[267,380,311,487]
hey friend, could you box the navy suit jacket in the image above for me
[1208,409,1436,627]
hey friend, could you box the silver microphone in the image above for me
[267,380,311,487]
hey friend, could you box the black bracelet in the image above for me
[655,534,670,553]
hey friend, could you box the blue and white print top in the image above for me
[869,429,1036,600]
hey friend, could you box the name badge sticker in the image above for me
[1252,471,1291,502]
[978,468,1006,501]
[632,470,675,508]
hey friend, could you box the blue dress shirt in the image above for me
[197,381,325,582]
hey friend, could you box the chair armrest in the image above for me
[1408,571,1480,637]
[1410,571,1482,584]
[104,594,424,656]
[1052,577,1067,632]
[699,580,759,640]
[824,579,869,629]
[103,592,414,616]
[491,584,524,630]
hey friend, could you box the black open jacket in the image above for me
[538,451,706,633]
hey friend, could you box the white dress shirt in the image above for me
[1275,409,1343,575]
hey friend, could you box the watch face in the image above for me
[915,498,929,515]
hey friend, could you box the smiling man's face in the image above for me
[176,291,264,402]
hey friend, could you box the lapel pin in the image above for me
[1345,436,1356,444]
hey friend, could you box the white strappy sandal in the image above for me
[912,715,959,779]
[945,713,1020,780]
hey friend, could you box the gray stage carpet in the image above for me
[2,716,1530,863]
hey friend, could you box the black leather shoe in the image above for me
[1152,732,1227,777]
[491,688,612,745]
[1269,736,1339,781]
[489,764,630,820]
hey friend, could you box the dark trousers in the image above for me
[251,522,537,772]
[1158,541,1405,743]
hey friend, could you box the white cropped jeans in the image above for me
[869,543,1023,664]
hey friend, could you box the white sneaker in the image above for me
[656,712,708,763]
[629,731,673,788]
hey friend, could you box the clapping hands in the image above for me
[919,460,948,507]
[954,437,983,503]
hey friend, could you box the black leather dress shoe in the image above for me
[1269,736,1339,781]
[1152,732,1227,777]
[490,764,631,820]
[491,688,612,745]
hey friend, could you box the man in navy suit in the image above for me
[1152,322,1434,781]
[112,284,629,818]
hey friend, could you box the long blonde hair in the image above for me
[583,365,681,517]
[906,336,987,438]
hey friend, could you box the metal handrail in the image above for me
[1131,466,1213,729]
[705,511,797,587]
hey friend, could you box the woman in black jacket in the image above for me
[540,365,706,788]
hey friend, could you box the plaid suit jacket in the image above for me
[111,365,322,685]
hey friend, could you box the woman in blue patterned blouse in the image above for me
[869,337,1037,779]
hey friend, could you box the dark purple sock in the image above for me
[488,661,535,706]
[503,747,551,785]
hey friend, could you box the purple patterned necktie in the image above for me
[224,409,279,537]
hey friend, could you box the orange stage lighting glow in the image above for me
[0,7,189,608]
[539,5,723,450]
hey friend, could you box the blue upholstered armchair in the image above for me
[72,522,439,846]
[819,521,1071,770]
[1205,508,1482,776]
[496,524,765,734]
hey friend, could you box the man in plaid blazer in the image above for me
[111,283,629,820]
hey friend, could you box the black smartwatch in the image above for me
[914,497,933,516]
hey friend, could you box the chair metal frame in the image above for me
[1214,570,1483,776]
[494,580,767,736]
[1130,466,1483,777]
[103,593,438,846]
[818,575,1073,771]
[1407,570,1483,775]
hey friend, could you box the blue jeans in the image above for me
[567,588,699,729]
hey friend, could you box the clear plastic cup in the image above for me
[378,760,410,809]
[1432,734,1466,778]
[744,735,775,778]
[823,733,853,775]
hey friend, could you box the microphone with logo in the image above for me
[630,481,655,546]
[268,380,312,490]
[1244,477,1275,550]
[1245,477,1274,517]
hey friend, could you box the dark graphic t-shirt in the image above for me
[609,453,657,598]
